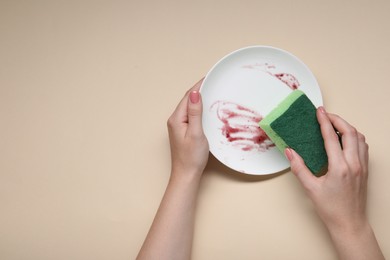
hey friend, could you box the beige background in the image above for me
[1,0,389,259]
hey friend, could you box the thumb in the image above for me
[187,90,203,136]
[285,148,316,190]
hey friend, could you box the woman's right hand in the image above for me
[285,107,384,260]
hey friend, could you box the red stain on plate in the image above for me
[211,101,274,152]
[273,73,299,90]
[242,63,300,90]
[211,63,300,152]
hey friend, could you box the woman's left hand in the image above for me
[167,78,209,179]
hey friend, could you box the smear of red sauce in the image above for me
[242,63,300,90]
[211,63,300,152]
[273,73,299,90]
[211,101,274,152]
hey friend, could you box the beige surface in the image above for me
[1,0,389,259]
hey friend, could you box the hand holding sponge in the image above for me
[259,90,328,175]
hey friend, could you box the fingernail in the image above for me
[318,106,326,114]
[190,91,200,104]
[285,148,293,161]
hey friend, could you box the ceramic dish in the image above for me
[200,46,323,175]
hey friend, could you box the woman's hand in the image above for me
[167,78,209,179]
[286,107,368,231]
[286,107,384,260]
[137,79,209,260]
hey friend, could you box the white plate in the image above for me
[200,46,323,175]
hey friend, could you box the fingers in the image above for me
[321,112,369,178]
[357,132,369,177]
[186,90,204,137]
[327,113,360,166]
[286,148,317,190]
[170,78,204,124]
[186,78,206,137]
[316,107,343,164]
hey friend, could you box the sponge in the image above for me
[259,90,327,175]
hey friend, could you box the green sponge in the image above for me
[259,90,328,175]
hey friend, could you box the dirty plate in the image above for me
[200,46,323,175]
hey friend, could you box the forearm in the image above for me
[137,171,202,260]
[327,222,384,260]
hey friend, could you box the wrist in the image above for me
[326,217,372,242]
[325,219,384,260]
[170,168,203,185]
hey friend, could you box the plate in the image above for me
[200,46,323,175]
